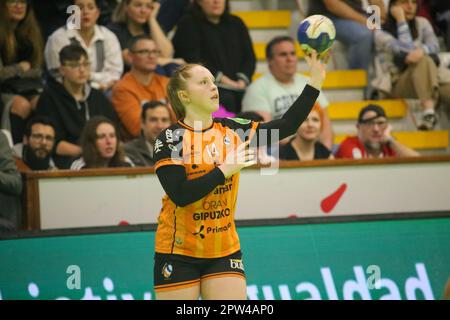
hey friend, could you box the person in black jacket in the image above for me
[35,44,119,169]
[172,0,256,114]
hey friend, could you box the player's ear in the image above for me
[178,90,190,104]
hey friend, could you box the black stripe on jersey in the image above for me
[171,207,177,254]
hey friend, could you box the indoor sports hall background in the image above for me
[1,0,450,300]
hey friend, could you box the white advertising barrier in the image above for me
[27,156,450,229]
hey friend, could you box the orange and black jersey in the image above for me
[153,84,319,258]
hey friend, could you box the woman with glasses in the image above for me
[0,0,44,144]
[44,0,123,92]
[108,0,183,76]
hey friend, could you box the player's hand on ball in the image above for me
[219,140,256,178]
[305,50,327,91]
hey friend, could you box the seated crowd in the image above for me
[2,0,448,170]
[2,0,450,230]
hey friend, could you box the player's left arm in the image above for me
[255,52,326,144]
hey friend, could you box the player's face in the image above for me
[269,41,298,80]
[198,0,226,19]
[27,124,55,159]
[297,109,321,142]
[142,106,172,143]
[126,0,153,25]
[130,39,159,72]
[357,111,388,148]
[60,56,91,86]
[75,0,100,30]
[95,123,117,159]
[184,65,219,114]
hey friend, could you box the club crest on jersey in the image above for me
[224,136,231,145]
[168,144,178,152]
[162,263,173,279]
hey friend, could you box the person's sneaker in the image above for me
[418,112,438,131]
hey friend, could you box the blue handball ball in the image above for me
[297,15,336,55]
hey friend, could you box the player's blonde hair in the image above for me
[167,63,201,120]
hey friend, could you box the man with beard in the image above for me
[14,116,57,170]
[335,104,419,159]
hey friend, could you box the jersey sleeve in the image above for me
[153,127,185,170]
[214,117,260,143]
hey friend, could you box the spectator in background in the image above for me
[45,0,123,92]
[112,36,169,138]
[242,36,333,150]
[71,116,133,169]
[420,1,450,51]
[172,0,256,114]
[31,0,119,42]
[124,100,172,167]
[374,0,450,130]
[0,0,44,144]
[157,0,191,34]
[308,0,387,71]
[36,44,119,169]
[335,104,420,159]
[279,104,333,161]
[0,130,22,232]
[13,116,57,170]
[108,0,182,75]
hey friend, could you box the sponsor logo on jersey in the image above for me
[192,225,205,239]
[193,208,231,221]
[207,222,232,234]
[230,259,245,271]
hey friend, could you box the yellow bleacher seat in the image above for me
[334,131,449,150]
[233,10,291,29]
[328,100,407,120]
[252,70,367,89]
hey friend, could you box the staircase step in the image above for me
[233,10,292,29]
[328,100,407,120]
[253,70,367,89]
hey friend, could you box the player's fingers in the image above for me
[237,140,251,152]
[304,54,311,66]
[310,49,318,62]
[319,51,330,64]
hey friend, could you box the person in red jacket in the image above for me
[336,104,419,159]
